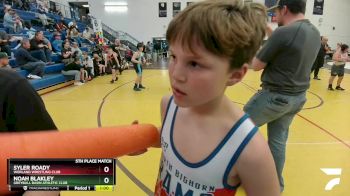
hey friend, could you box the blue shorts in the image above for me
[134,64,142,76]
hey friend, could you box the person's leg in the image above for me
[336,76,344,90]
[22,61,45,77]
[328,76,336,90]
[244,90,289,126]
[139,66,146,89]
[267,94,306,192]
[62,70,81,82]
[32,61,45,77]
[44,48,52,62]
[134,64,142,90]
[267,113,295,192]
[30,50,47,62]
[335,66,345,90]
[21,63,36,75]
[110,68,117,83]
[328,66,337,90]
[314,66,320,79]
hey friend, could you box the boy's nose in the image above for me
[171,64,187,83]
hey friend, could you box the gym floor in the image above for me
[41,65,349,196]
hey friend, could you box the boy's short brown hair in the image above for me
[166,0,267,69]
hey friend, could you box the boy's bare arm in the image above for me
[235,132,280,196]
[129,95,171,155]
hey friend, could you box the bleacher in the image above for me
[1,3,93,94]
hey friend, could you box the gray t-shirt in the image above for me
[257,19,320,95]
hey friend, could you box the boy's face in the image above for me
[0,58,9,66]
[168,41,247,107]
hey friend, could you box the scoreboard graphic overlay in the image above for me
[8,159,116,191]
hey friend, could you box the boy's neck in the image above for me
[188,95,228,116]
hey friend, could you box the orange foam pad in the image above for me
[0,124,159,194]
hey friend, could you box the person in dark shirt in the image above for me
[30,31,53,63]
[311,36,330,80]
[0,30,11,56]
[0,69,58,196]
[61,41,74,65]
[0,69,56,131]
[14,39,45,79]
[92,52,106,76]
[61,57,85,86]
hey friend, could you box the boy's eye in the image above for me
[189,61,199,68]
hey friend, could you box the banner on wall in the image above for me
[91,18,104,45]
[159,2,167,17]
[187,2,194,7]
[313,0,324,15]
[173,2,181,17]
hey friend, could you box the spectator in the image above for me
[12,11,24,33]
[24,21,36,39]
[0,52,11,69]
[55,19,68,33]
[38,6,49,29]
[62,57,85,86]
[30,31,53,63]
[311,36,330,80]
[52,33,63,53]
[328,44,350,90]
[14,39,45,79]
[61,41,74,65]
[71,42,82,59]
[3,7,16,34]
[82,51,94,80]
[67,21,81,46]
[145,41,152,64]
[0,69,56,131]
[0,30,11,56]
[92,52,106,76]
[82,27,93,40]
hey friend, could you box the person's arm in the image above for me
[5,78,57,131]
[251,57,267,71]
[116,46,126,51]
[131,52,141,64]
[23,49,40,62]
[113,53,120,67]
[129,95,170,156]
[234,132,280,196]
[252,28,285,71]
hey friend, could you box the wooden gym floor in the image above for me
[40,64,349,196]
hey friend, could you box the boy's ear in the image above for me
[226,64,248,86]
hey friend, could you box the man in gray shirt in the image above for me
[244,0,320,192]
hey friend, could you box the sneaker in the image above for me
[313,77,321,80]
[74,82,84,86]
[139,84,146,89]
[133,87,141,91]
[328,86,334,91]
[110,80,115,84]
[336,86,345,91]
[27,74,42,79]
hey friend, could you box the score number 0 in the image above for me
[103,166,110,184]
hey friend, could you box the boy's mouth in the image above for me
[172,87,187,97]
